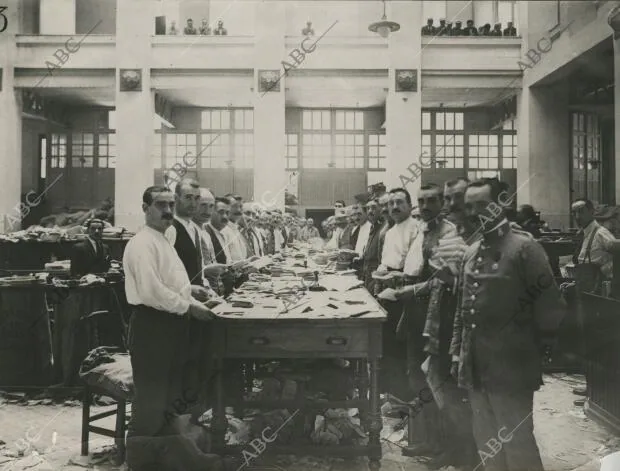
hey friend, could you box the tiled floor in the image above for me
[1,374,617,471]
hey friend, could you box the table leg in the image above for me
[368,357,382,470]
[212,358,227,451]
[357,359,369,428]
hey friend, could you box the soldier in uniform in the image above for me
[448,178,566,471]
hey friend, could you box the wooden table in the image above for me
[210,287,386,470]
[0,284,53,387]
[0,238,128,271]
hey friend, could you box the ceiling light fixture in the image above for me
[369,0,400,38]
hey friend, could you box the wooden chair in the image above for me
[79,297,132,464]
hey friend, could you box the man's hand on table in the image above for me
[393,284,416,300]
[188,302,216,321]
[191,285,210,302]
[204,263,228,277]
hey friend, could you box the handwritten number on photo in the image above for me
[0,7,8,33]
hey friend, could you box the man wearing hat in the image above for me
[326,210,348,250]
[421,18,436,36]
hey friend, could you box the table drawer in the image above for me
[225,325,369,358]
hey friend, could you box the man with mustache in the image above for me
[191,188,229,294]
[239,202,264,257]
[377,192,393,264]
[222,194,248,263]
[123,186,224,471]
[450,178,566,471]
[376,188,419,398]
[395,184,474,468]
[444,177,479,243]
[361,197,383,292]
[325,210,347,250]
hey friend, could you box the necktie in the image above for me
[193,227,204,283]
[251,229,263,256]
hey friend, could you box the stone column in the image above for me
[40,0,76,34]
[114,0,154,231]
[0,0,23,233]
[614,31,620,203]
[253,1,286,210]
[518,84,571,229]
[385,0,422,197]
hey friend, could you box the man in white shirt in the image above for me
[221,195,249,263]
[354,205,372,257]
[325,211,347,249]
[378,188,419,272]
[375,187,419,399]
[239,202,264,256]
[123,186,222,471]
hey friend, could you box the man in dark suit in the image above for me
[70,219,111,277]
[503,21,517,36]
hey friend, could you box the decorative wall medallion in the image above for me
[395,69,417,92]
[258,70,281,93]
[119,69,142,92]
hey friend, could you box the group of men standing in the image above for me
[326,177,566,471]
[121,174,569,471]
[121,179,306,471]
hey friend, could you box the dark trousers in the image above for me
[441,378,477,464]
[468,389,543,471]
[126,307,212,464]
[380,299,409,398]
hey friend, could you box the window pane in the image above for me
[322,111,330,129]
[446,113,454,131]
[454,113,464,130]
[422,112,431,130]
[303,111,312,129]
[336,112,345,130]
[345,112,355,130]
[436,113,444,131]
[355,112,364,130]
[313,111,322,130]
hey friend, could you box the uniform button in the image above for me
[473,282,479,288]
[470,309,475,314]
[476,257,483,263]
[472,323,477,328]
[474,269,480,274]
[470,294,476,301]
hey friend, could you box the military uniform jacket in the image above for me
[449,221,566,393]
